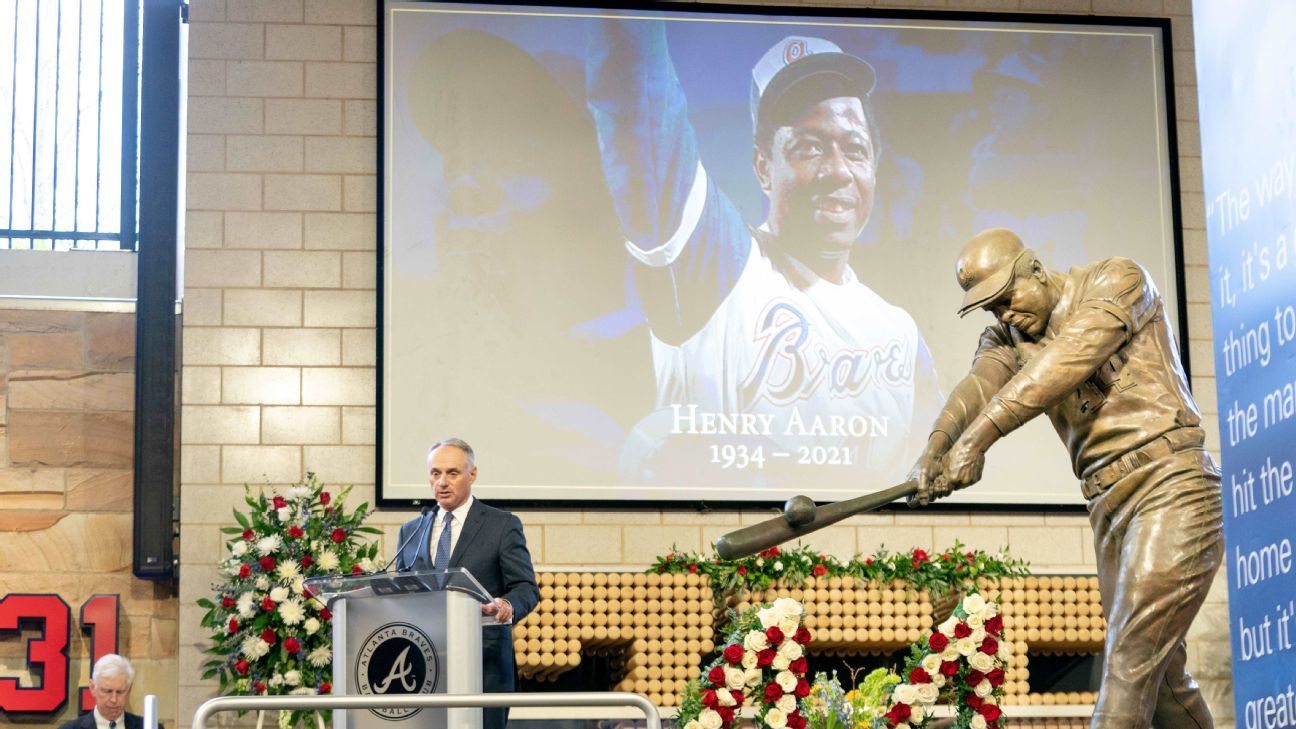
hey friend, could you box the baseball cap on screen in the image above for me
[750,36,877,133]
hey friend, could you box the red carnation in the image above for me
[284,637,301,653]
[912,549,929,563]
[319,682,331,694]
[238,564,251,579]
[708,665,726,686]
[865,557,873,566]
[980,704,1002,722]
[790,657,808,674]
[352,564,364,575]
[300,555,313,569]
[737,566,747,575]
[764,682,783,701]
[981,636,999,655]
[700,689,719,709]
[260,556,277,572]
[940,661,960,677]
[234,659,249,675]
[793,626,812,645]
[320,491,331,505]
[261,596,275,611]
[723,644,744,665]
[253,681,266,694]
[221,596,236,609]
[988,668,1006,687]
[812,564,827,577]
[331,527,347,543]
[688,564,698,574]
[966,670,985,687]
[953,622,972,639]
[909,667,931,684]
[242,529,255,540]
[757,648,776,667]
[765,626,784,644]
[288,525,304,539]
[794,678,810,698]
[986,615,1004,635]
[228,617,239,633]
[320,608,332,620]
[272,496,287,509]
[261,628,277,644]
[928,633,949,652]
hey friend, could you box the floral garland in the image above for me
[677,598,813,729]
[197,475,382,729]
[878,592,1007,729]
[651,542,1028,600]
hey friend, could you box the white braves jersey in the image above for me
[650,235,923,475]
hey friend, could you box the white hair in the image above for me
[92,654,134,684]
[427,437,475,468]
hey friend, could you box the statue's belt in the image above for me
[1081,429,1205,499]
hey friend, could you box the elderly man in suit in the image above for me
[60,654,150,729]
[395,437,540,729]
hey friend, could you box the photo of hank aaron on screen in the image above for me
[382,3,1180,505]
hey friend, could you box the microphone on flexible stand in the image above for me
[377,504,432,573]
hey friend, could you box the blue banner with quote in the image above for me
[1195,2,1296,727]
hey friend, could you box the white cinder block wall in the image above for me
[176,0,1231,725]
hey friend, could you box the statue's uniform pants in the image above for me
[1086,446,1223,729]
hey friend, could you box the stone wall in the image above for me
[0,307,178,727]
[177,0,1231,727]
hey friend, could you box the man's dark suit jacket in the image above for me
[59,711,146,729]
[395,499,539,729]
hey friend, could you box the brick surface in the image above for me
[8,371,134,411]
[8,411,134,468]
[86,314,136,370]
[187,97,263,135]
[263,328,342,366]
[265,99,342,135]
[262,406,340,444]
[264,174,343,211]
[226,0,302,22]
[226,60,303,97]
[223,289,303,327]
[226,134,304,172]
[305,62,376,99]
[264,250,342,289]
[0,309,83,334]
[7,333,84,369]
[267,24,343,61]
[304,212,375,250]
[303,290,375,327]
[65,469,133,511]
[225,211,303,249]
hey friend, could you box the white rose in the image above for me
[277,506,293,522]
[764,709,787,729]
[915,683,939,704]
[725,667,746,690]
[304,617,321,635]
[920,654,942,674]
[961,593,987,615]
[895,725,911,729]
[773,560,784,571]
[231,541,248,557]
[976,680,994,697]
[743,630,769,652]
[684,722,702,729]
[969,652,996,672]
[939,616,959,635]
[717,689,736,707]
[255,576,270,591]
[776,670,797,692]
[971,716,987,729]
[892,684,919,705]
[756,558,765,567]
[941,647,960,662]
[778,616,800,635]
[285,670,302,687]
[773,597,803,617]
[742,650,759,669]
[359,557,376,572]
[270,586,289,603]
[269,673,284,687]
[772,654,791,670]
[744,668,763,687]
[971,627,987,644]
[931,673,946,689]
[698,709,723,729]
[289,687,316,696]
[910,705,926,722]
[956,637,978,656]
[758,606,782,629]
[981,603,999,621]
[776,695,796,714]
[778,640,803,661]
[966,613,985,629]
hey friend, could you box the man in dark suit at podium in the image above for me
[60,654,152,729]
[396,437,540,729]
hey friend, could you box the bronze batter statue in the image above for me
[911,227,1223,728]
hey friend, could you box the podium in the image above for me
[306,568,505,729]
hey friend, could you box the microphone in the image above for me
[378,504,432,573]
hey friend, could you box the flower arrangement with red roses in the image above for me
[197,475,382,728]
[875,592,1008,729]
[677,598,814,729]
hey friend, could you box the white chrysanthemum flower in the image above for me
[279,599,306,626]
[231,541,248,557]
[310,540,323,553]
[776,695,796,714]
[285,670,302,687]
[317,551,340,571]
[764,709,787,729]
[287,486,311,501]
[962,593,987,615]
[292,577,306,595]
[743,630,768,652]
[277,559,300,581]
[741,650,759,669]
[775,670,796,692]
[304,617,321,635]
[969,652,996,672]
[256,535,282,555]
[255,575,270,591]
[307,643,331,669]
[269,586,289,603]
[227,562,243,577]
[236,592,258,619]
[242,636,269,659]
[698,708,723,729]
[893,684,919,705]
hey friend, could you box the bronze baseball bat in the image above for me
[713,480,918,560]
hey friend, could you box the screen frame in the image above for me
[374,0,1187,511]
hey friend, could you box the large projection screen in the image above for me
[380,2,1183,507]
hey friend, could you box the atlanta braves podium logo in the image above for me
[356,622,440,719]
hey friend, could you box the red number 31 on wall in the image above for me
[0,594,120,714]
